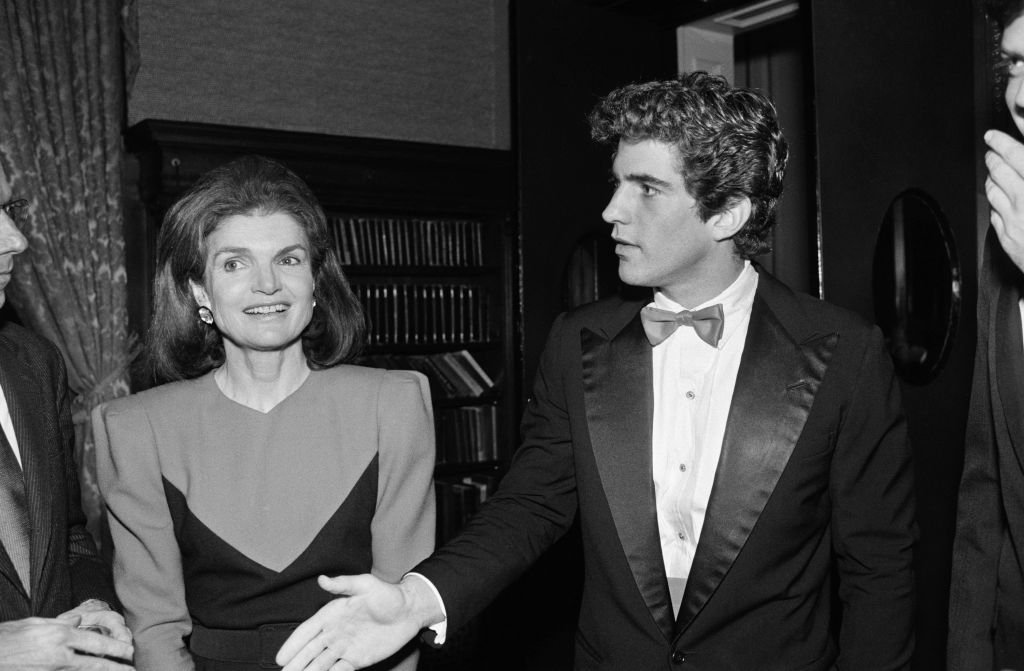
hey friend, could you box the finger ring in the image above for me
[78,624,112,636]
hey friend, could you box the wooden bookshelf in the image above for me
[124,120,519,547]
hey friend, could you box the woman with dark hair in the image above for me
[93,155,435,670]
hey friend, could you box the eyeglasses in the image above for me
[0,199,26,222]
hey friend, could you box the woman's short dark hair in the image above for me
[146,154,364,382]
[589,71,788,258]
[986,0,1024,30]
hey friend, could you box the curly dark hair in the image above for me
[986,0,1024,29]
[589,71,788,258]
[146,154,364,382]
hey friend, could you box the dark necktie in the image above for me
[640,304,725,348]
[0,425,31,595]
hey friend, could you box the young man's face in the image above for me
[1002,14,1024,134]
[602,138,722,304]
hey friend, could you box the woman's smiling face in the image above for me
[190,211,315,356]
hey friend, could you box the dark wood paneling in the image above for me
[808,3,977,669]
[127,120,514,215]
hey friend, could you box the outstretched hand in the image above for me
[276,573,443,671]
[985,129,1024,272]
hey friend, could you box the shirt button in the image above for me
[671,651,686,664]
[679,463,687,472]
[677,531,686,540]
[685,390,696,400]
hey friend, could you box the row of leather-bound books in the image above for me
[435,403,500,464]
[328,215,486,268]
[353,283,491,347]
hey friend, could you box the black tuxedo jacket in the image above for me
[0,321,116,621]
[948,229,1024,670]
[416,267,916,670]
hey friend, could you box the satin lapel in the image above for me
[582,312,675,641]
[0,332,56,600]
[675,294,837,635]
[993,282,1024,473]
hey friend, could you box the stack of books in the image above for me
[360,350,496,400]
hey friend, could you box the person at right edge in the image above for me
[277,72,917,671]
[949,2,1024,669]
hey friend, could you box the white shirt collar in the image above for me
[0,383,21,468]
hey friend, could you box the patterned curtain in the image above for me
[0,0,132,543]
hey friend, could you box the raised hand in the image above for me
[276,573,444,671]
[985,129,1024,272]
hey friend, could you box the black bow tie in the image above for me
[640,304,725,348]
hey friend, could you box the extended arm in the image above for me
[278,316,580,669]
[412,313,579,631]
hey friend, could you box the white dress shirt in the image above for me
[1018,299,1024,353]
[0,382,22,468]
[650,262,758,614]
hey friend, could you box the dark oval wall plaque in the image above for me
[872,189,961,385]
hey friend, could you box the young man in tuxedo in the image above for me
[949,2,1024,668]
[277,72,917,671]
[0,172,133,669]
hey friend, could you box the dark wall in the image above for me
[515,0,676,392]
[736,16,816,296]
[808,3,978,669]
[128,0,510,149]
[506,3,674,668]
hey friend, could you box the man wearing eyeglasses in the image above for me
[0,173,133,669]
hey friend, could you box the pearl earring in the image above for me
[198,306,214,325]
